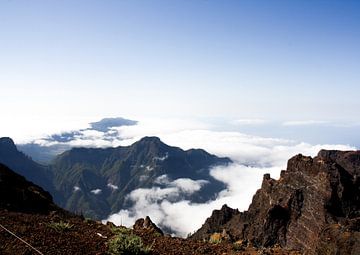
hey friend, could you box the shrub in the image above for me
[110,226,132,235]
[48,221,73,232]
[107,232,151,255]
[209,232,222,244]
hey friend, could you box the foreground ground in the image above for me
[0,210,301,255]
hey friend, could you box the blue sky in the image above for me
[1,1,359,144]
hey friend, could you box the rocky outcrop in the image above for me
[190,204,240,240]
[133,216,164,235]
[192,150,360,254]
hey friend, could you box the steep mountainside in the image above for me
[192,150,360,254]
[0,163,59,214]
[51,136,231,219]
[0,137,55,194]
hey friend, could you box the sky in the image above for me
[1,0,360,132]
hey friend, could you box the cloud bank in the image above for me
[103,119,355,237]
[17,117,356,236]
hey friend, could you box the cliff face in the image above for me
[192,150,360,254]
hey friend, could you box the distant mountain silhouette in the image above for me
[89,117,137,132]
[17,117,138,163]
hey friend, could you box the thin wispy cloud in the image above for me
[232,119,267,125]
[90,189,102,195]
[282,120,330,126]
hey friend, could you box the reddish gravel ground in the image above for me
[0,210,113,255]
[134,228,300,255]
[0,210,300,255]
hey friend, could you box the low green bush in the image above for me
[48,221,73,232]
[107,232,151,255]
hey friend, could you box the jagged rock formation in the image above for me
[133,216,164,236]
[191,204,240,240]
[192,150,360,254]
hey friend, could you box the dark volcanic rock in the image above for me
[192,150,360,254]
[0,137,54,194]
[133,216,164,236]
[191,204,240,240]
[0,163,58,214]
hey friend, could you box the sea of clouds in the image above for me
[103,119,353,236]
[23,118,356,236]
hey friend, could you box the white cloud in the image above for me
[282,120,330,126]
[90,189,102,195]
[73,186,81,192]
[145,166,154,171]
[153,152,169,161]
[171,178,208,194]
[104,176,209,236]
[12,116,357,237]
[104,165,280,237]
[107,183,118,190]
[154,175,170,185]
[232,118,267,125]
[104,119,356,237]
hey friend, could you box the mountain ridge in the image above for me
[51,136,232,219]
[0,136,231,220]
[0,137,55,195]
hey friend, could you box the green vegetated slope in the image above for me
[0,136,231,219]
[51,136,231,219]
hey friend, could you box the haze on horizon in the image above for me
[1,0,359,145]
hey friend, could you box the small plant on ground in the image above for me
[209,232,222,244]
[83,217,93,224]
[232,240,245,251]
[48,221,74,232]
[110,226,132,235]
[107,232,151,255]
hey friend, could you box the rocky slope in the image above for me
[192,150,360,254]
[0,163,58,214]
[0,163,113,254]
[0,137,54,194]
[0,163,296,254]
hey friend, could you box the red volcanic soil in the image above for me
[0,210,300,255]
[0,210,113,255]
